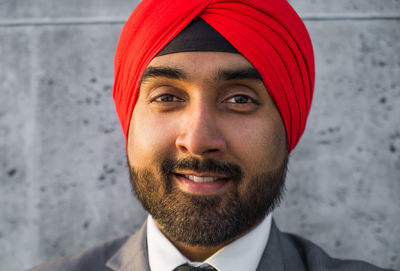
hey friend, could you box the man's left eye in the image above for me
[226,95,254,104]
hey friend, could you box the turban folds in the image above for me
[113,0,315,152]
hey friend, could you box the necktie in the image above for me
[173,263,217,271]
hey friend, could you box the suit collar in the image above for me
[106,222,150,271]
[105,218,303,271]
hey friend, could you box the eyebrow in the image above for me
[140,66,263,83]
[214,67,263,82]
[141,66,187,83]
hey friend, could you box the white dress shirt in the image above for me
[147,213,272,271]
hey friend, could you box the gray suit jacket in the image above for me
[28,220,394,271]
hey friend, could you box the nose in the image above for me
[175,103,227,157]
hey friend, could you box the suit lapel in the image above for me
[257,219,308,271]
[106,222,150,271]
[256,220,285,271]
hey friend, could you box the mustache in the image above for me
[161,157,243,182]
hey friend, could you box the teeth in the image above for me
[184,175,219,183]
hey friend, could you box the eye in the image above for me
[226,95,255,104]
[151,94,183,103]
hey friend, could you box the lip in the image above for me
[174,174,230,194]
[174,171,229,179]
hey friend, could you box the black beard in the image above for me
[129,156,287,246]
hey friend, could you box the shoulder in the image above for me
[26,235,129,271]
[281,231,394,271]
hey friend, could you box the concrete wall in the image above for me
[1,1,399,270]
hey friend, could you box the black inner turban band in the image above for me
[156,17,239,56]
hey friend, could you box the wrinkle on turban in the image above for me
[113,0,315,152]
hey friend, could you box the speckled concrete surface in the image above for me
[275,19,400,268]
[287,0,400,15]
[1,1,399,271]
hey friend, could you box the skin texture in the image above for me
[127,52,288,261]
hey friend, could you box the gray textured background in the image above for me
[1,1,399,270]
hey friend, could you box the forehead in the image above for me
[146,51,256,76]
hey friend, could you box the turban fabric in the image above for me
[113,0,315,152]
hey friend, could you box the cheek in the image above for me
[224,116,287,171]
[127,109,178,168]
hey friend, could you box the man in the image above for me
[28,0,393,270]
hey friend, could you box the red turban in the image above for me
[113,0,315,152]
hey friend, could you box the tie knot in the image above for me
[173,263,217,271]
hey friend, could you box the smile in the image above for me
[174,173,231,194]
[182,174,225,183]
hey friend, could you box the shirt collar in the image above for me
[147,214,272,271]
[147,216,187,271]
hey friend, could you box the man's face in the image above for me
[127,52,288,246]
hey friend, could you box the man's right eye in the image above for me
[152,94,183,103]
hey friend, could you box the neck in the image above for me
[170,240,228,262]
[154,219,262,262]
